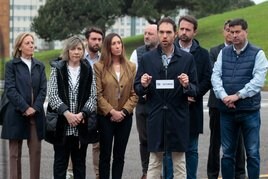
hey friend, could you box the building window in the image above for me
[114,29,119,33]
[120,18,124,25]
[120,29,125,37]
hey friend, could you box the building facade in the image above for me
[9,0,47,53]
[106,16,148,37]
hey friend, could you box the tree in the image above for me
[127,0,194,24]
[126,0,254,23]
[31,0,123,41]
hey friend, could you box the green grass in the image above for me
[123,34,144,58]
[0,58,7,80]
[34,49,61,78]
[197,1,268,54]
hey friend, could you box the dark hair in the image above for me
[178,15,198,31]
[100,33,132,78]
[84,27,104,39]
[224,19,232,29]
[100,33,127,67]
[229,18,248,30]
[157,17,177,33]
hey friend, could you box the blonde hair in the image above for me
[61,35,85,61]
[13,32,34,58]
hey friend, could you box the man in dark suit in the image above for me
[165,15,211,179]
[207,20,245,179]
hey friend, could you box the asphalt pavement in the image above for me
[1,92,268,179]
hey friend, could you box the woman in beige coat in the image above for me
[94,33,138,179]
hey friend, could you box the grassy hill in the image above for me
[34,50,61,78]
[197,1,268,53]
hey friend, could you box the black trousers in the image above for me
[135,102,150,175]
[207,107,246,179]
[53,136,88,179]
[99,114,132,179]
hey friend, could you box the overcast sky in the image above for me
[253,0,267,4]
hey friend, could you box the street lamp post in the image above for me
[130,16,136,36]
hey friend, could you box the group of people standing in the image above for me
[1,15,267,179]
[133,16,268,179]
[1,27,138,179]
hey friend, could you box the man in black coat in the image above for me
[207,20,245,179]
[134,17,198,178]
[165,15,212,179]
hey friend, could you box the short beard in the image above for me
[88,46,99,53]
[179,35,191,43]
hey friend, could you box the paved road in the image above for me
[1,92,268,179]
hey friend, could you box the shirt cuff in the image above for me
[219,91,228,100]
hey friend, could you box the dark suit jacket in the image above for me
[175,39,212,134]
[208,43,225,108]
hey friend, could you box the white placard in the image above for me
[156,80,174,89]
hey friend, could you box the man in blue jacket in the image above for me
[211,18,268,179]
